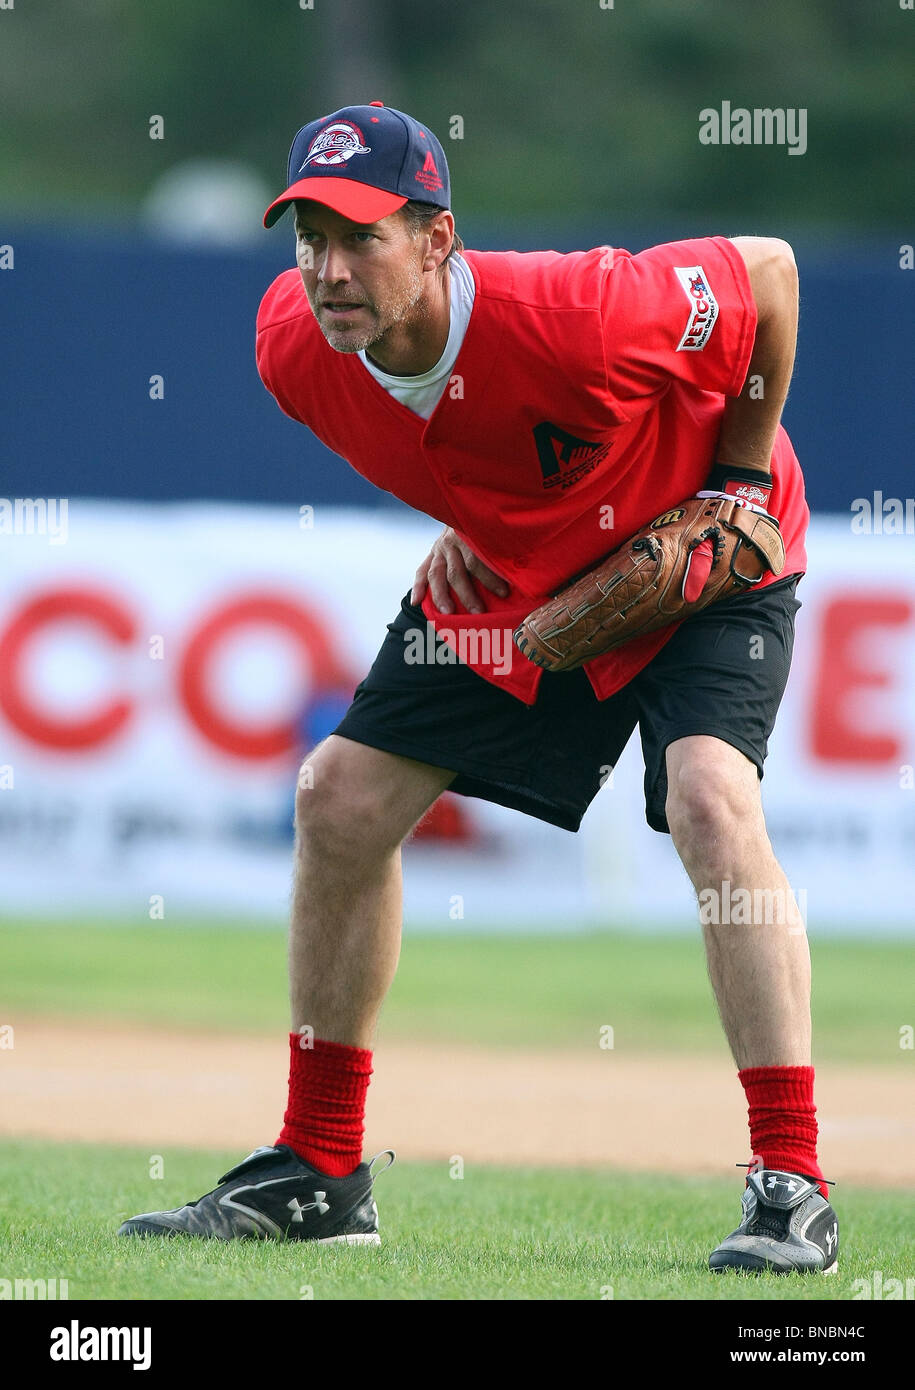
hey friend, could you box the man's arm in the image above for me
[415,238,796,615]
[715,237,799,477]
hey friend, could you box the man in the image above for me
[120,103,838,1275]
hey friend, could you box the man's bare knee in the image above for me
[665,737,763,867]
[295,746,396,858]
[294,735,451,859]
[667,776,755,847]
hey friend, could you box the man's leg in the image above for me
[118,734,455,1242]
[273,734,455,1176]
[664,734,810,1069]
[290,734,456,1047]
[665,733,839,1274]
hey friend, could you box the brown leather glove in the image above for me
[513,492,786,672]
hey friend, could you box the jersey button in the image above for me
[513,555,529,568]
[447,470,463,484]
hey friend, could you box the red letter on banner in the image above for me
[0,588,135,750]
[179,594,345,759]
[810,595,912,763]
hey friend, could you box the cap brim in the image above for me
[263,178,408,229]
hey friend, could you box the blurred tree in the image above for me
[0,0,910,234]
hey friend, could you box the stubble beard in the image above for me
[313,262,426,355]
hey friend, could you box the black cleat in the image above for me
[709,1168,839,1274]
[117,1144,394,1244]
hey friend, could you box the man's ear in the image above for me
[423,211,455,272]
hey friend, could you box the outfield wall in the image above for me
[3,227,911,517]
[0,504,912,933]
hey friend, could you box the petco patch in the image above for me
[674,265,719,351]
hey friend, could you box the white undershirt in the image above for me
[358,252,476,420]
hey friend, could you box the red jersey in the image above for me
[256,236,808,704]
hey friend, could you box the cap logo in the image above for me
[414,149,444,193]
[299,121,371,171]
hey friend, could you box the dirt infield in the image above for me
[2,1018,912,1187]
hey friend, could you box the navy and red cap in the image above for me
[263,102,451,229]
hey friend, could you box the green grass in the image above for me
[1,920,912,1064]
[1,1139,910,1301]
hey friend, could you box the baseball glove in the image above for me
[513,492,786,672]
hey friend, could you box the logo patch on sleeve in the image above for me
[673,265,719,351]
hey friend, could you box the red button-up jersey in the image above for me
[256,236,808,704]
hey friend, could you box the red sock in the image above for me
[739,1065,829,1199]
[276,1034,373,1177]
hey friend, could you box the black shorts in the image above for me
[333,575,803,834]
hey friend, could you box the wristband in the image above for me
[705,461,773,510]
[695,489,777,519]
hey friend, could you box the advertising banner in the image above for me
[0,504,911,932]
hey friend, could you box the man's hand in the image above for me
[411,526,511,615]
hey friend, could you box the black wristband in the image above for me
[707,461,773,493]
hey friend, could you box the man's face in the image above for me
[293,200,427,354]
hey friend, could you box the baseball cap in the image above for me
[263,102,450,229]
